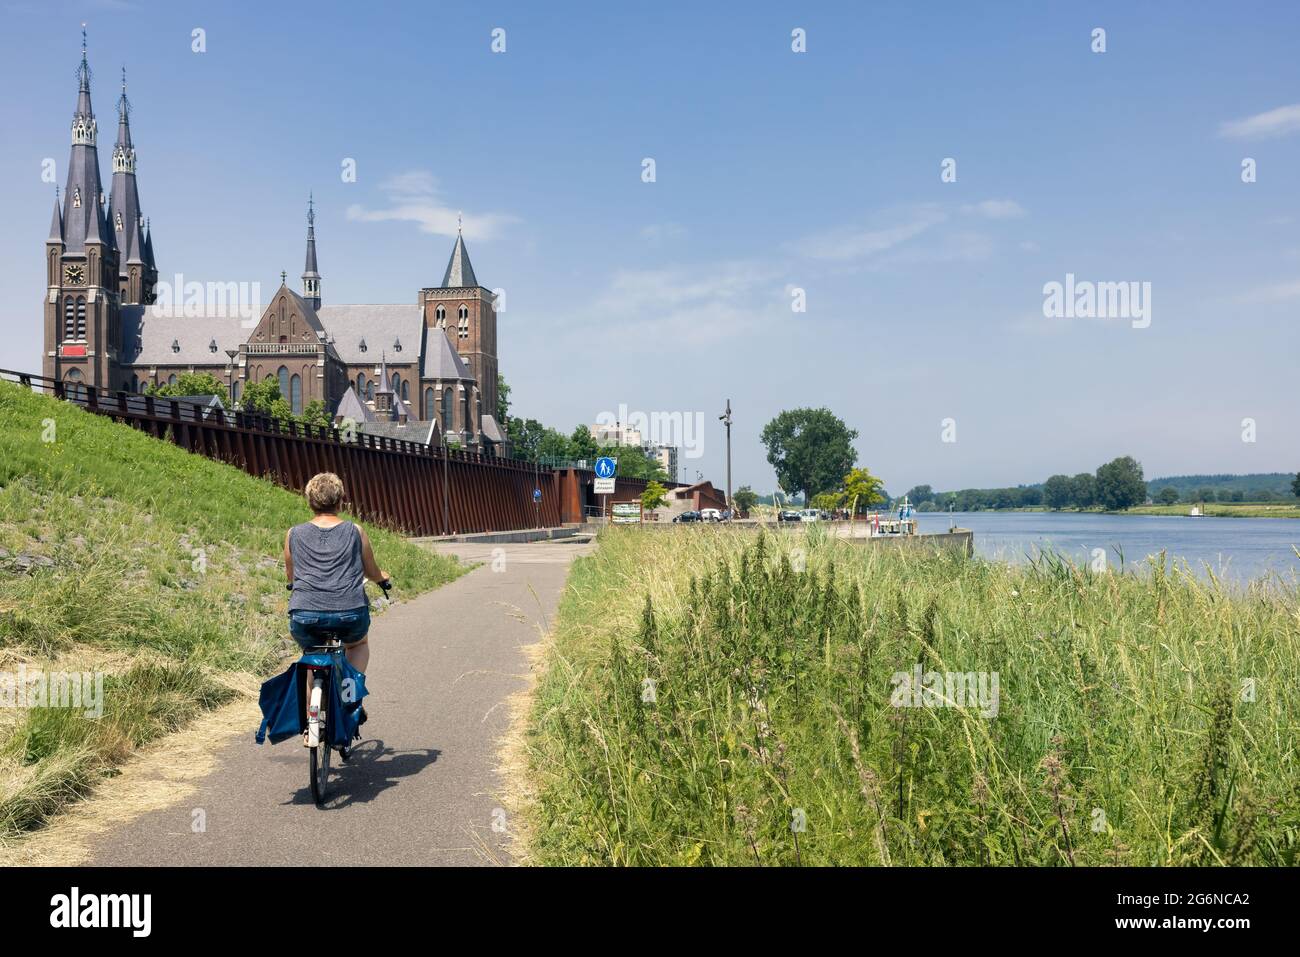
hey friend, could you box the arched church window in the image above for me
[168,374,178,386]
[366,379,374,402]
[392,373,401,395]
[63,298,76,340]
[278,366,289,399]
[463,390,471,434]
[64,367,86,402]
[423,387,434,418]
[75,297,86,339]
[356,373,365,394]
[72,188,81,208]
[457,305,469,339]
[441,389,453,430]
[401,381,410,402]
[290,374,302,415]
[435,305,446,328]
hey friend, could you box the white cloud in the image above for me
[795,206,948,261]
[1218,104,1300,139]
[962,199,1027,219]
[641,222,688,243]
[543,261,785,348]
[345,170,519,239]
[1236,279,1300,303]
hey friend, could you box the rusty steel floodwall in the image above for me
[4,368,641,537]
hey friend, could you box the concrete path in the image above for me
[83,538,591,866]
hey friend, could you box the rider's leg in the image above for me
[344,635,369,673]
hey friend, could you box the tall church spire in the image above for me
[63,27,106,254]
[109,67,146,268]
[302,193,321,309]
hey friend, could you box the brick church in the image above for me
[42,35,507,454]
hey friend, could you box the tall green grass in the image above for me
[526,526,1300,865]
[0,380,464,839]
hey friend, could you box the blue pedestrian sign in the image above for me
[533,488,542,503]
[594,456,617,479]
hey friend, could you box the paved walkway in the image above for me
[83,538,591,866]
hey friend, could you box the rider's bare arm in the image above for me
[284,530,294,584]
[356,526,389,584]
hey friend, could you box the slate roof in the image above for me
[422,327,474,381]
[316,304,423,366]
[480,413,506,444]
[440,232,478,288]
[119,306,250,366]
[334,385,375,423]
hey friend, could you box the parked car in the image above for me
[673,510,701,523]
[799,509,821,522]
[700,508,722,522]
[777,510,802,522]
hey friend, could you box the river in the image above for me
[910,511,1300,586]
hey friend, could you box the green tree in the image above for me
[1157,486,1180,505]
[607,444,669,482]
[811,491,844,511]
[1292,472,1300,499]
[843,467,886,513]
[760,408,858,504]
[497,373,511,422]
[1070,472,1097,509]
[1041,474,1073,510]
[508,417,547,460]
[904,484,934,505]
[147,371,229,399]
[733,486,759,514]
[300,399,332,431]
[640,481,668,512]
[1095,455,1147,511]
[568,425,600,461]
[239,378,282,416]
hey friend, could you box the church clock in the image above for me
[64,263,85,285]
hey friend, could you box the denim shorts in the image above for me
[288,606,371,651]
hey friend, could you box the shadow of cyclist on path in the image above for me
[285,739,441,808]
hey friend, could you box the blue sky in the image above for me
[2,0,1298,494]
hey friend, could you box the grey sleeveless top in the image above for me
[287,521,368,611]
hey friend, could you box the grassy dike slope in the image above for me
[0,380,463,840]
[525,526,1299,865]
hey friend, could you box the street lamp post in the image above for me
[718,399,733,518]
[224,349,238,408]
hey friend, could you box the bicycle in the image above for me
[298,579,391,806]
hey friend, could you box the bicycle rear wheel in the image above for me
[310,740,330,805]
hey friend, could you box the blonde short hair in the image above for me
[305,472,345,513]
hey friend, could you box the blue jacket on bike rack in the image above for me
[255,653,369,747]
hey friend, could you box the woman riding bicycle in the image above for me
[284,473,390,680]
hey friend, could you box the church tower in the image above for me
[421,223,498,434]
[301,194,321,310]
[44,30,121,394]
[109,67,156,305]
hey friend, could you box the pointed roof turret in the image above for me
[304,194,319,275]
[335,385,376,424]
[48,190,64,244]
[143,218,156,269]
[439,216,478,288]
[301,194,322,309]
